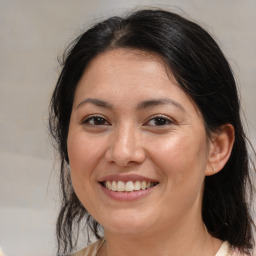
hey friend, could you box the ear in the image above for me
[205,124,235,176]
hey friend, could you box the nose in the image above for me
[105,124,146,167]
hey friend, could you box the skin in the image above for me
[67,49,234,256]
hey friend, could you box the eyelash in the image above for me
[144,115,173,127]
[81,115,110,126]
[81,115,173,127]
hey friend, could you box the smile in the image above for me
[102,180,158,192]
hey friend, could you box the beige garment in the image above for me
[69,239,245,256]
[69,239,106,256]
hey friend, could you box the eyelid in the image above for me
[143,114,175,126]
[80,114,110,126]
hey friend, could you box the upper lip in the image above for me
[98,174,159,183]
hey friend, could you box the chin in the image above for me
[100,211,157,236]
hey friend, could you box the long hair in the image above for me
[49,9,255,255]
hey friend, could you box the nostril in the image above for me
[105,146,146,167]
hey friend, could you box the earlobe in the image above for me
[205,124,235,176]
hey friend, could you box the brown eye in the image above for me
[146,116,172,126]
[152,117,169,126]
[82,116,110,126]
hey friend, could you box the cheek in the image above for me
[67,132,105,208]
[67,132,105,173]
[67,132,104,202]
[148,131,209,183]
[149,132,208,213]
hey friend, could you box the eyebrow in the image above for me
[76,97,185,112]
[137,98,185,112]
[76,98,113,109]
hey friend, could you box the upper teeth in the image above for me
[104,181,157,192]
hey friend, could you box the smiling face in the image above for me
[67,48,213,237]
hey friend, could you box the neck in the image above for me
[100,218,222,256]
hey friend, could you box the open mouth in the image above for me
[100,180,159,192]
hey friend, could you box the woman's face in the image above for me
[67,49,212,236]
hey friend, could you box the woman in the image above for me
[49,9,255,256]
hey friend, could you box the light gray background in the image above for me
[0,1,255,256]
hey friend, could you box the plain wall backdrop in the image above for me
[0,1,255,255]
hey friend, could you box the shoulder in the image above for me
[69,238,106,256]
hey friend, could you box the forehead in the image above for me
[76,48,175,95]
[89,48,171,79]
[74,48,198,114]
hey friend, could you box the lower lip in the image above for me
[100,184,156,201]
